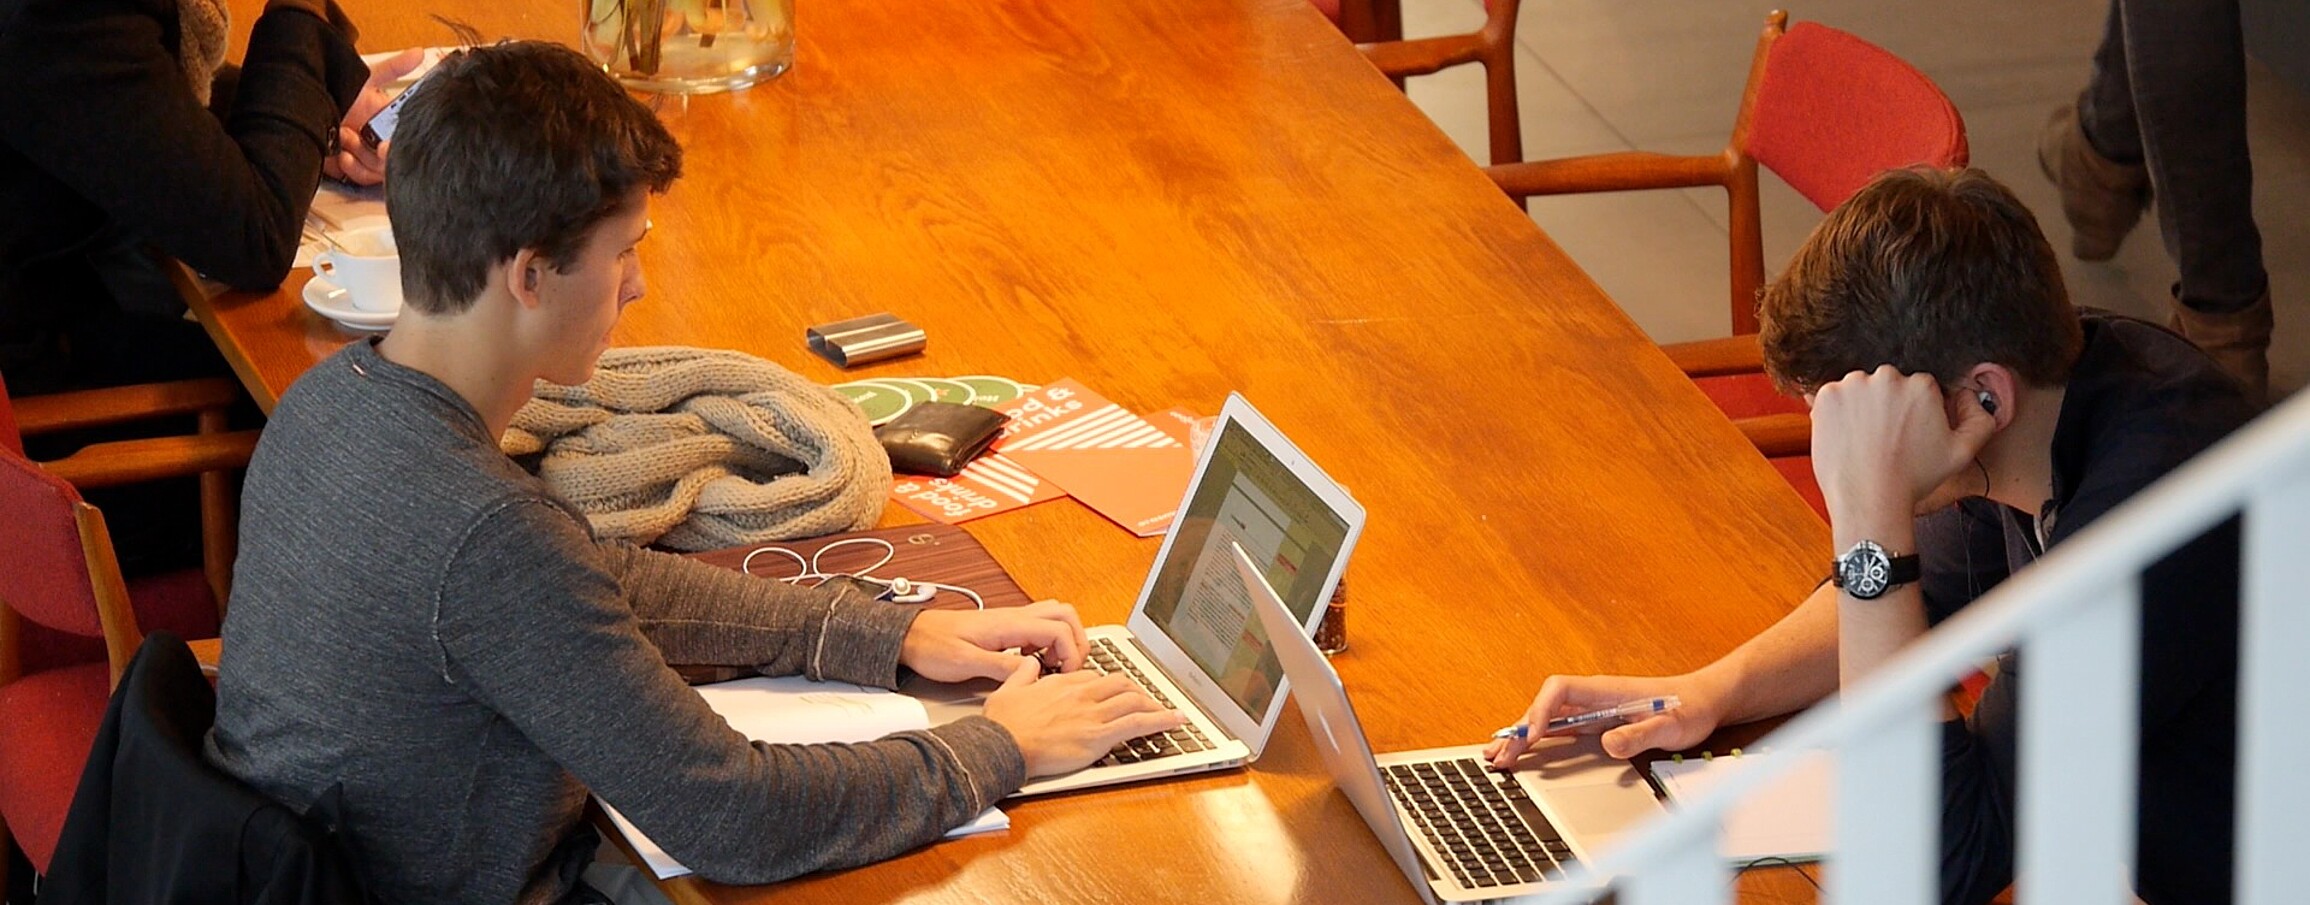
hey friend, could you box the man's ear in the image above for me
[1963,362,2019,429]
[505,247,547,310]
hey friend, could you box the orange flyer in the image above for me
[994,380,1195,537]
[890,451,1067,524]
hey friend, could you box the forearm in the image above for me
[604,541,916,687]
[1830,506,1927,687]
[1693,582,1842,725]
[666,718,1026,883]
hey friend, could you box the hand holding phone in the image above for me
[325,49,433,185]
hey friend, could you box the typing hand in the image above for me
[898,601,1089,683]
[325,48,427,185]
[1485,674,1720,768]
[982,660,1183,777]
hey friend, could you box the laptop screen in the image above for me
[1140,417,1352,719]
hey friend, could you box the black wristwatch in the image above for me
[1829,540,1920,600]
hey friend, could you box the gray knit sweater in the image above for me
[205,340,1026,904]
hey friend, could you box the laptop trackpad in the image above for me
[1542,781,1669,853]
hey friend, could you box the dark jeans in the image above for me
[2079,0,2268,315]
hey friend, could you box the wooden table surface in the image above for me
[214,1,1831,902]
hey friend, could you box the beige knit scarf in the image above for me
[501,347,891,551]
[176,0,231,106]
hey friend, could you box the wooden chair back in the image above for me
[0,448,144,692]
[1721,12,1969,332]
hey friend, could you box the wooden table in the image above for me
[212,1,1831,902]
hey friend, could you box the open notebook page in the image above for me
[1649,749,1833,863]
[599,675,1009,880]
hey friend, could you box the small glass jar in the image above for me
[1314,575,1348,655]
[582,0,795,94]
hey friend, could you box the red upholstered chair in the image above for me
[1484,10,1968,516]
[0,370,256,885]
[1313,0,1526,165]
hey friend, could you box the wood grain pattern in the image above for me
[210,1,1832,901]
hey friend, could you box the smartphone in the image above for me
[357,65,442,149]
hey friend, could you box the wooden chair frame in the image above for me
[14,377,259,607]
[1359,0,1524,166]
[1484,9,1786,334]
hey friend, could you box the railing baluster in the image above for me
[2237,466,2310,905]
[1828,699,1937,905]
[2019,581,2140,904]
[1621,831,1728,905]
[1551,397,2310,905]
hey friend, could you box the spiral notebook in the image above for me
[1648,749,1834,863]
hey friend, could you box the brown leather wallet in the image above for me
[874,402,1008,476]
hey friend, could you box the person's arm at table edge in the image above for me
[440,502,1025,882]
[0,0,365,290]
[1487,582,1841,766]
[601,539,918,688]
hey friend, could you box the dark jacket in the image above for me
[43,632,368,905]
[0,0,365,391]
[1925,312,2258,905]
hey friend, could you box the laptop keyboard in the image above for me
[1383,758,1578,890]
[1084,637,1216,765]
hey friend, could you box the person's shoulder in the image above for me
[258,345,563,525]
[2070,310,2258,436]
[2052,310,2256,528]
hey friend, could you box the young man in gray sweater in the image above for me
[205,42,1180,905]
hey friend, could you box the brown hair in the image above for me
[385,41,682,313]
[1758,167,2082,394]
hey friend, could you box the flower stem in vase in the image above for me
[625,0,665,75]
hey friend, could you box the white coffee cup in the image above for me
[312,225,403,313]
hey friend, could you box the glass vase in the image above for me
[582,0,794,94]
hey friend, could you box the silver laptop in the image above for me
[1235,543,1667,903]
[909,393,1366,796]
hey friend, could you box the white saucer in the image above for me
[302,275,399,331]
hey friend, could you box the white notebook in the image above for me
[1649,749,1833,863]
[599,675,1008,880]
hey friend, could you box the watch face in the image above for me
[1838,540,1892,599]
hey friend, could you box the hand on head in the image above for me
[325,48,428,185]
[1807,365,2000,522]
[1484,674,1721,769]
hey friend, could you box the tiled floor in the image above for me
[1395,0,2309,399]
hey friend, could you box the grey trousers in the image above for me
[2079,0,2268,314]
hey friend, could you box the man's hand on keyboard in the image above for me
[899,601,1091,682]
[983,660,1184,777]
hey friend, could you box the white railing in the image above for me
[1534,387,2310,905]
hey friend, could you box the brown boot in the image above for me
[2038,103,2150,262]
[2170,290,2273,402]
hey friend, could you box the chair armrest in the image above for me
[1736,412,1812,459]
[1485,152,1733,200]
[1359,33,1485,79]
[187,637,221,678]
[39,430,260,489]
[13,377,247,436]
[1662,334,1765,378]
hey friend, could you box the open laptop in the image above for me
[1235,543,1668,903]
[909,392,1366,796]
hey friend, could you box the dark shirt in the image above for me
[0,0,365,392]
[1924,312,2255,905]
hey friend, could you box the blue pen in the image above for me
[1491,696,1681,741]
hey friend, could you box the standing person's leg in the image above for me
[2043,0,2153,263]
[2117,0,2269,398]
[2047,0,2272,398]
